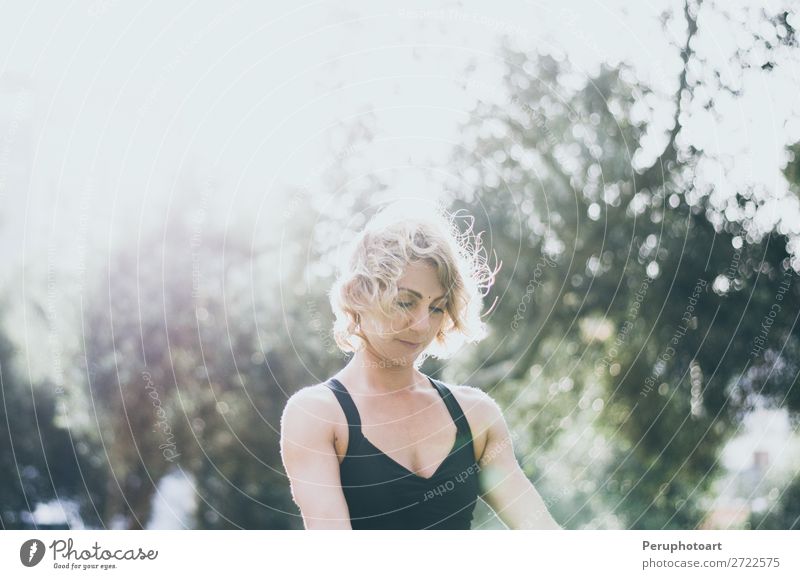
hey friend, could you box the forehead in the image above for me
[397,261,446,299]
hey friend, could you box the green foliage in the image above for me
[442,44,800,528]
[0,313,102,529]
[750,474,800,530]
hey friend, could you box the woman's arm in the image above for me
[280,386,352,529]
[474,392,562,530]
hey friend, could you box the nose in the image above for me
[408,306,432,333]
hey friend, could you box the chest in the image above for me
[333,390,485,474]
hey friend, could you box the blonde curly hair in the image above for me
[328,201,499,360]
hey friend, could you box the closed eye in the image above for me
[397,301,445,314]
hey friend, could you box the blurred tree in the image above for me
[443,0,800,528]
[0,305,101,529]
[750,473,800,530]
[76,177,302,528]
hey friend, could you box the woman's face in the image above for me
[359,261,448,366]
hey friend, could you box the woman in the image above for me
[280,202,561,530]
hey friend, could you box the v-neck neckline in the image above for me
[361,431,458,481]
[330,376,459,481]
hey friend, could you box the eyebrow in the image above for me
[397,287,447,302]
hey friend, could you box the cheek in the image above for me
[364,313,408,337]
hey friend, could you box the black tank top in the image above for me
[326,376,480,530]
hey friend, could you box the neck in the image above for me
[341,348,427,394]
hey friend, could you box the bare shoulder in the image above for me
[443,383,506,460]
[280,383,342,432]
[447,383,504,426]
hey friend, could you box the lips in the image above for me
[397,339,421,347]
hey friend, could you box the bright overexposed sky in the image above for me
[2,1,798,258]
[1,0,798,376]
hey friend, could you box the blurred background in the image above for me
[1,0,799,530]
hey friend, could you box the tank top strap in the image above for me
[427,377,473,442]
[326,378,364,447]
